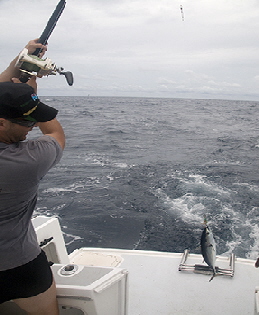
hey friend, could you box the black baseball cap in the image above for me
[0,82,58,122]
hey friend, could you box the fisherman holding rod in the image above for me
[0,39,64,314]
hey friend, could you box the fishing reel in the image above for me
[15,48,74,86]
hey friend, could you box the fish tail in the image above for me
[209,268,216,282]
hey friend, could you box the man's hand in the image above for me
[0,39,48,82]
[11,76,37,93]
[25,39,48,58]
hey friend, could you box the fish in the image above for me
[200,223,217,281]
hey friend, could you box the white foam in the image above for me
[63,231,83,246]
[154,171,259,258]
[155,172,232,225]
[85,154,130,169]
[42,183,85,194]
[155,188,205,223]
[246,221,259,259]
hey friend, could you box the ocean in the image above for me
[32,96,259,260]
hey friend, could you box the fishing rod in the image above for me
[15,0,74,86]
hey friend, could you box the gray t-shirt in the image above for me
[0,135,63,271]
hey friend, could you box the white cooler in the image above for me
[52,264,128,315]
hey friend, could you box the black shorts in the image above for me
[0,250,53,304]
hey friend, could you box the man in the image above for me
[0,40,65,314]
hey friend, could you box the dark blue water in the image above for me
[33,96,259,260]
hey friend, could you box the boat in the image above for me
[0,215,259,315]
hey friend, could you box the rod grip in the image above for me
[32,0,66,56]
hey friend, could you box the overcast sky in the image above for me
[1,0,259,100]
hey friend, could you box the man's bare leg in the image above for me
[13,280,59,315]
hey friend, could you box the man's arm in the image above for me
[0,39,47,82]
[38,119,65,150]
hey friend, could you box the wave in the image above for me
[152,170,259,258]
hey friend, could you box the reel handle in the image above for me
[60,71,74,86]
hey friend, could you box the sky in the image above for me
[1,0,259,100]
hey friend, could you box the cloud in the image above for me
[1,0,259,100]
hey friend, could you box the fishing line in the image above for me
[180,5,184,21]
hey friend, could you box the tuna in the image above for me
[201,224,216,281]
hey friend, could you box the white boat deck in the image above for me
[1,217,258,315]
[70,248,259,315]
